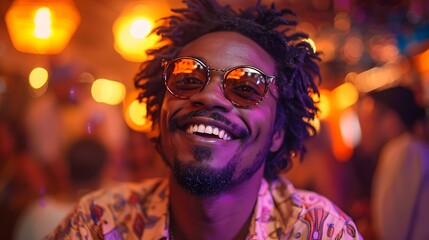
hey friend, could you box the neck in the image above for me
[168,170,263,240]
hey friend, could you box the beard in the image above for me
[171,145,267,198]
[163,109,271,197]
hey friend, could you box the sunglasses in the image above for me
[162,57,275,108]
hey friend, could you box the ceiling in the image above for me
[0,0,428,90]
[0,0,296,89]
[0,0,148,88]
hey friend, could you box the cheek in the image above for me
[250,101,277,134]
[240,104,277,152]
[251,101,278,147]
[160,95,184,127]
[159,97,177,156]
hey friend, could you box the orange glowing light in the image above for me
[331,82,358,110]
[34,7,52,39]
[313,89,330,119]
[334,12,350,32]
[91,79,126,105]
[29,67,48,89]
[5,0,80,54]
[414,48,429,73]
[123,90,153,132]
[113,1,172,62]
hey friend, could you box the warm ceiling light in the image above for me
[314,89,331,119]
[29,67,48,89]
[112,1,172,62]
[91,78,126,105]
[123,90,153,132]
[5,0,80,54]
[331,82,358,110]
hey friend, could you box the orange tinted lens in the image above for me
[165,58,208,98]
[224,67,267,107]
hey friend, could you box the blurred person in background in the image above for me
[354,86,429,240]
[0,117,46,239]
[14,137,109,240]
[125,130,168,181]
[284,121,355,211]
[23,62,80,194]
[363,86,428,240]
[24,60,129,190]
[46,0,362,239]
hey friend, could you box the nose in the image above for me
[188,74,233,111]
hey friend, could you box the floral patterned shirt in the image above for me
[45,177,362,239]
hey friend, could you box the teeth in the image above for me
[198,124,205,133]
[219,130,225,139]
[205,126,213,134]
[186,124,232,140]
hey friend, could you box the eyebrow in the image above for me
[178,55,267,72]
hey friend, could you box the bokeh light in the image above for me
[5,0,80,54]
[29,67,48,89]
[129,99,147,126]
[313,89,331,119]
[112,1,171,62]
[334,12,350,32]
[351,59,408,93]
[331,82,358,110]
[315,33,337,62]
[369,34,400,63]
[123,91,153,132]
[129,18,152,39]
[413,47,429,73]
[91,78,126,105]
[339,109,361,148]
[342,34,363,65]
[34,7,52,39]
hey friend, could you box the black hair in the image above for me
[369,86,426,130]
[134,0,321,180]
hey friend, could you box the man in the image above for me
[364,86,428,240]
[15,137,108,240]
[47,0,361,239]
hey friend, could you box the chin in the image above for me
[171,155,236,197]
[171,148,266,197]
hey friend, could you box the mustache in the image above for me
[169,110,249,138]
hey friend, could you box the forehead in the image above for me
[179,31,275,75]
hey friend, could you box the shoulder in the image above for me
[74,177,169,225]
[45,178,169,240]
[269,177,362,239]
[15,197,74,240]
[296,189,354,224]
[79,177,168,204]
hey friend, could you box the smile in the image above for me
[185,124,233,140]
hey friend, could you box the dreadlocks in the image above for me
[134,0,321,180]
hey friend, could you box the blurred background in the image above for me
[0,0,428,239]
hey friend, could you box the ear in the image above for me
[269,127,285,152]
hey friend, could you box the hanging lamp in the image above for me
[5,0,80,54]
[112,1,173,62]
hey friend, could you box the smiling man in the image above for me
[46,1,362,239]
[161,32,282,200]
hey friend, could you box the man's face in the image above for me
[159,31,284,196]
